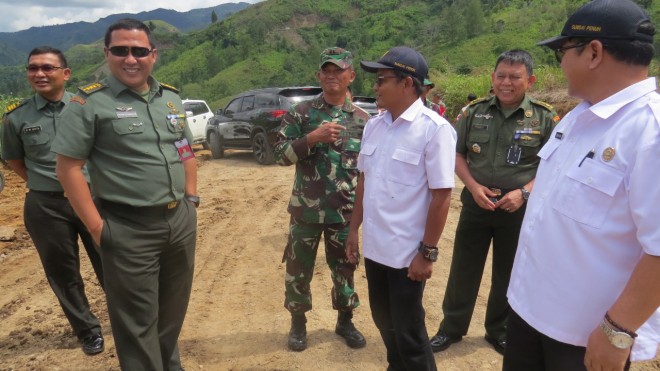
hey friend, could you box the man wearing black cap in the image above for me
[505,0,660,370]
[347,46,456,370]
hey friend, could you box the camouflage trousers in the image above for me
[283,217,360,314]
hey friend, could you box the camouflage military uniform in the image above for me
[274,94,370,314]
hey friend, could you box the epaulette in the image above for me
[160,83,179,93]
[78,82,106,95]
[4,99,28,115]
[530,97,555,111]
[468,97,489,107]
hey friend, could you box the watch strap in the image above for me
[605,312,637,338]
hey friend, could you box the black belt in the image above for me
[99,199,180,215]
[30,189,66,198]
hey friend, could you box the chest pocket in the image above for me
[22,131,49,146]
[553,160,624,229]
[388,148,424,186]
[341,138,360,169]
[112,119,145,135]
[166,117,186,134]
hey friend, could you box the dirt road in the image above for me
[1,150,658,370]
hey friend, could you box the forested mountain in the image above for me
[2,0,658,115]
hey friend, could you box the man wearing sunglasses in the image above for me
[347,46,456,370]
[53,18,197,371]
[428,49,559,356]
[505,0,660,370]
[1,46,105,356]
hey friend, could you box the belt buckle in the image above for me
[167,201,178,209]
[489,188,502,198]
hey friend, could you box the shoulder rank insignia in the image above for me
[160,83,179,93]
[4,99,28,115]
[468,97,489,107]
[78,82,106,95]
[530,98,555,111]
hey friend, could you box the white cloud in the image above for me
[0,0,262,32]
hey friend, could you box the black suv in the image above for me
[206,86,322,164]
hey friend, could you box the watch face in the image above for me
[426,249,438,262]
[611,333,634,349]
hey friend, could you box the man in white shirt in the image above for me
[505,1,660,370]
[346,46,456,370]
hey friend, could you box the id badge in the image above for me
[506,145,521,165]
[175,138,195,161]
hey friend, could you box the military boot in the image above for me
[288,314,307,351]
[335,311,366,349]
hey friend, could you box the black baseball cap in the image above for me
[538,0,655,50]
[360,46,428,82]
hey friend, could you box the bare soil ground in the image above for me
[1,149,658,371]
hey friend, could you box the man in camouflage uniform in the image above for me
[429,49,559,355]
[274,47,370,352]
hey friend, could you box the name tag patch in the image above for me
[23,126,42,134]
[175,138,195,161]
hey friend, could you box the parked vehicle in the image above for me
[206,86,322,164]
[182,99,213,147]
[352,96,379,116]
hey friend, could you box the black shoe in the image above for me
[429,332,462,352]
[335,311,366,349]
[484,334,506,355]
[81,334,104,355]
[288,314,307,351]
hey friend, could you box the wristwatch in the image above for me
[418,242,438,262]
[599,319,634,349]
[185,194,200,207]
[520,187,530,201]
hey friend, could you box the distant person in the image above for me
[53,18,198,370]
[431,91,447,117]
[273,47,371,352]
[421,79,445,117]
[349,46,456,370]
[466,93,477,103]
[505,1,660,370]
[429,49,559,355]
[1,46,105,356]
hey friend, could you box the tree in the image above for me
[211,10,218,24]
[464,0,485,38]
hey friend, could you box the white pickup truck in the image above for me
[182,99,213,147]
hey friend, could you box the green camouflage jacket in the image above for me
[274,94,370,224]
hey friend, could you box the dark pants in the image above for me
[504,310,631,371]
[99,199,196,371]
[283,217,359,314]
[24,190,104,340]
[439,187,525,340]
[365,258,436,371]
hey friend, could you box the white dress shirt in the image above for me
[357,99,456,269]
[508,78,660,361]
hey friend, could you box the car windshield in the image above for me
[279,87,322,110]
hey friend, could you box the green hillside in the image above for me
[3,0,659,117]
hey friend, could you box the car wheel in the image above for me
[209,131,224,159]
[252,132,274,165]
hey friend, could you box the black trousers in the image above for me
[503,310,631,371]
[99,199,196,371]
[365,258,436,371]
[439,187,525,340]
[23,190,104,339]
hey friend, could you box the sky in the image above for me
[0,0,262,33]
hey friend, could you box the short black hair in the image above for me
[467,93,477,101]
[392,69,424,96]
[104,18,155,49]
[495,49,534,76]
[572,34,655,67]
[28,46,68,68]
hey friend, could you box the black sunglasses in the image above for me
[554,42,588,63]
[108,46,153,58]
[26,64,65,74]
[375,75,400,86]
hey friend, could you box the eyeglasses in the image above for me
[108,46,153,58]
[375,75,399,86]
[554,42,588,63]
[26,64,65,74]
